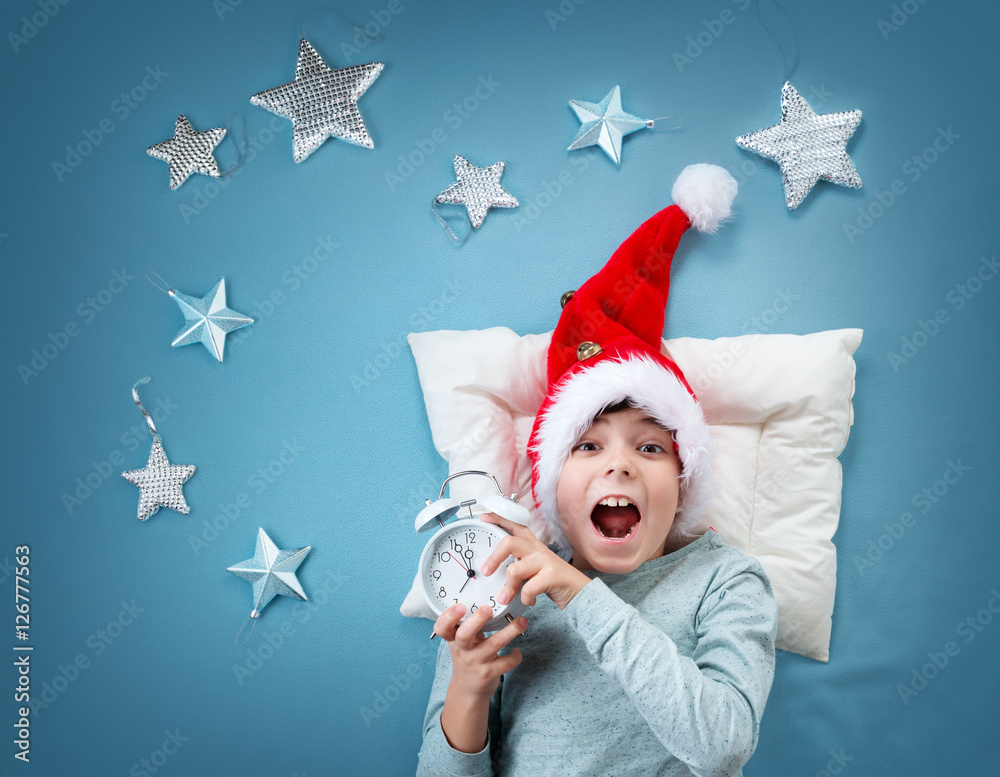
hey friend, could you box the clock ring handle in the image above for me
[436,470,515,501]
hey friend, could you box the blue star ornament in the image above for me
[250,38,383,163]
[568,85,652,165]
[228,528,311,617]
[169,278,252,362]
[147,115,227,190]
[735,82,862,210]
[435,155,519,228]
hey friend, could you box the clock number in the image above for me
[490,596,496,608]
[438,587,447,598]
[449,539,464,554]
[464,531,477,544]
[430,570,441,581]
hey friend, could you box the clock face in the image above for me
[420,518,519,621]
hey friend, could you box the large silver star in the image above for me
[147,115,226,190]
[568,85,652,165]
[736,81,862,210]
[435,155,519,228]
[250,38,383,163]
[121,437,196,521]
[228,528,311,617]
[169,278,253,363]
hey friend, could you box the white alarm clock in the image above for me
[416,471,532,633]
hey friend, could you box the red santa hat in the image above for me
[527,163,738,556]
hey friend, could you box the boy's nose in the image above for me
[605,448,634,477]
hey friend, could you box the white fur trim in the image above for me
[671,164,738,234]
[531,356,715,558]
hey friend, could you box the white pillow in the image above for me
[400,327,862,662]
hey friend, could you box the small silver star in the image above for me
[250,38,383,163]
[121,437,196,521]
[736,81,862,209]
[435,155,519,228]
[228,528,311,617]
[169,278,253,362]
[147,115,227,190]
[568,85,652,165]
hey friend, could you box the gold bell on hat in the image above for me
[576,341,602,361]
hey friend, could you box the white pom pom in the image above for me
[671,163,738,233]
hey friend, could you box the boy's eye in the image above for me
[638,443,664,454]
[574,442,600,452]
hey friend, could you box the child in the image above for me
[416,165,778,777]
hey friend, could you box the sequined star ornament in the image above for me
[736,82,862,209]
[435,155,519,229]
[168,278,253,362]
[147,115,227,190]
[228,528,311,618]
[568,85,653,165]
[250,38,383,163]
[120,377,196,521]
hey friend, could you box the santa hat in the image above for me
[527,163,738,557]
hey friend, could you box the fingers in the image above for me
[432,602,468,641]
[436,602,530,652]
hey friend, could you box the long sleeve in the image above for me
[416,639,503,777]
[562,562,777,777]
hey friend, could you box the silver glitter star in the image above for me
[250,38,383,163]
[121,437,196,521]
[169,278,252,362]
[568,85,652,165]
[435,155,519,228]
[736,81,862,210]
[228,528,311,617]
[147,115,227,190]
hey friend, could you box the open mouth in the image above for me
[591,496,641,541]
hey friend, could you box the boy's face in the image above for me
[555,407,682,574]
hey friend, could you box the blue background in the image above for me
[2,0,998,775]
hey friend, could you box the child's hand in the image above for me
[480,512,591,612]
[433,602,527,702]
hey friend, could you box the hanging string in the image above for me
[218,113,247,178]
[235,613,258,646]
[431,199,471,243]
[756,0,800,82]
[300,7,383,44]
[130,377,158,439]
[647,116,685,132]
[145,270,172,296]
